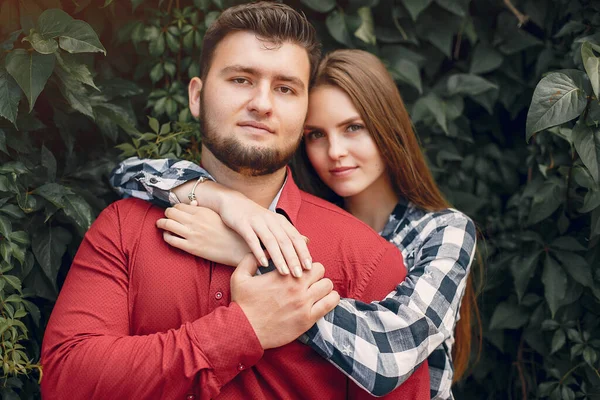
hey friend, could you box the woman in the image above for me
[110,49,478,399]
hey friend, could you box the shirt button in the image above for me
[149,177,158,184]
[215,291,223,300]
[186,395,195,400]
[238,363,245,371]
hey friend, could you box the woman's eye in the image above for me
[306,131,324,140]
[347,124,364,132]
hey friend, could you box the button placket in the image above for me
[214,291,223,300]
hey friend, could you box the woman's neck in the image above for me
[343,176,399,233]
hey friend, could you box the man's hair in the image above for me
[200,1,321,84]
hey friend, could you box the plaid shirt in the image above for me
[109,157,477,399]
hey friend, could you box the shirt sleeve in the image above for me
[108,156,214,208]
[40,203,263,400]
[302,212,476,397]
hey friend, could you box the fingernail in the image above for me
[282,266,290,275]
[293,267,303,277]
[304,259,312,270]
[260,257,269,267]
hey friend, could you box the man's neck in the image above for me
[201,146,287,209]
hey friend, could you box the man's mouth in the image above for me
[238,121,275,134]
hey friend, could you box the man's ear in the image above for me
[188,77,203,119]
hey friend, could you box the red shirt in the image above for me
[41,172,429,399]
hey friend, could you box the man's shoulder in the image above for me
[103,198,161,220]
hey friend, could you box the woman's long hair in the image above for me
[292,49,481,382]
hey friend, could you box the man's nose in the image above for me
[247,83,273,116]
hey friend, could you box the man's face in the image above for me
[198,30,311,176]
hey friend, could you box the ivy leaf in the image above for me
[489,301,529,330]
[572,120,600,183]
[32,183,73,208]
[552,251,593,288]
[390,59,422,93]
[550,329,566,354]
[59,20,107,55]
[32,226,72,285]
[510,251,542,302]
[402,0,433,21]
[25,32,58,54]
[528,178,565,224]
[354,7,376,45]
[412,93,447,133]
[0,68,21,126]
[62,194,94,233]
[5,49,56,112]
[435,0,469,17]
[54,66,94,119]
[526,70,590,141]
[326,10,354,47]
[447,74,498,96]
[0,215,11,238]
[550,236,586,252]
[470,42,503,75]
[0,29,23,51]
[41,145,57,182]
[37,9,73,39]
[542,254,568,317]
[301,0,336,13]
[581,42,600,99]
[55,52,99,90]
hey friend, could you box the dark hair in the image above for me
[200,1,321,84]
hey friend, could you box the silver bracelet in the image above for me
[187,176,210,203]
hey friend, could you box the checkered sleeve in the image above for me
[302,211,476,398]
[109,157,213,208]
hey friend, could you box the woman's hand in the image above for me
[156,204,251,267]
[214,191,313,277]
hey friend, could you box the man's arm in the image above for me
[41,203,262,399]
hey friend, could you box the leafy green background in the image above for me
[1,0,599,398]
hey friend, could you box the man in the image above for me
[41,3,429,399]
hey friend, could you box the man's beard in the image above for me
[199,94,301,177]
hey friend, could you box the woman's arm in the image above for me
[110,157,312,276]
[302,211,477,396]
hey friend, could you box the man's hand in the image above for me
[231,254,340,350]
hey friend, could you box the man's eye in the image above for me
[277,86,294,95]
[232,78,249,84]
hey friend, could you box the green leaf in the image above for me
[510,251,542,301]
[62,195,93,233]
[55,52,99,90]
[149,33,166,57]
[0,68,21,126]
[54,66,94,119]
[0,129,6,155]
[470,42,503,75]
[300,0,335,13]
[550,237,586,252]
[402,0,433,21]
[526,70,590,141]
[22,299,40,327]
[583,347,598,366]
[573,120,600,184]
[489,302,529,330]
[354,7,376,45]
[148,117,160,134]
[9,231,29,246]
[32,183,72,208]
[326,10,354,47]
[26,32,58,54]
[528,178,565,224]
[0,205,25,219]
[412,93,447,133]
[32,226,72,284]
[1,29,23,51]
[550,329,565,354]
[0,215,11,238]
[5,49,56,112]
[542,254,568,317]
[581,42,600,99]
[447,74,498,96]
[435,0,469,17]
[552,251,593,288]
[41,145,57,182]
[37,9,73,39]
[390,59,422,93]
[3,275,21,291]
[59,20,106,55]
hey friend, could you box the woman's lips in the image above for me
[329,167,358,177]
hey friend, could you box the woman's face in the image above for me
[303,85,388,198]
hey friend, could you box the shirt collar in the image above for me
[272,166,302,226]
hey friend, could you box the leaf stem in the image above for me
[503,0,530,27]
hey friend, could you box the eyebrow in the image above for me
[220,65,306,93]
[304,116,362,130]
